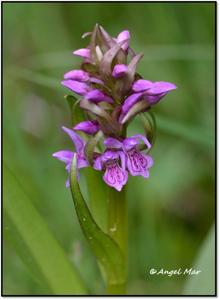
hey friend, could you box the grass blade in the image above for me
[3,164,88,295]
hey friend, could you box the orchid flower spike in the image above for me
[53,24,176,191]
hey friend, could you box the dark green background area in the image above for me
[3,2,215,295]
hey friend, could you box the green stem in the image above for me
[107,186,127,295]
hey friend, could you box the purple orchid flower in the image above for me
[104,134,153,178]
[119,80,176,123]
[94,150,128,191]
[52,126,89,187]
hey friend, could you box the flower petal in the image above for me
[64,70,90,82]
[126,148,150,178]
[123,138,139,150]
[93,156,103,170]
[103,162,128,191]
[77,155,89,168]
[119,92,144,122]
[104,137,123,149]
[117,30,130,51]
[61,80,90,95]
[85,89,114,103]
[102,150,119,162]
[73,48,91,59]
[73,120,100,135]
[52,150,74,164]
[147,81,177,95]
[143,92,166,105]
[130,134,151,149]
[62,126,85,153]
[132,79,153,92]
[112,64,128,78]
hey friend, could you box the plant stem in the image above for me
[107,186,127,295]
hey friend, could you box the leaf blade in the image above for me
[3,164,88,295]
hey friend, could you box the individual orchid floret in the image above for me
[104,134,153,178]
[119,80,176,124]
[52,126,89,187]
[112,64,128,78]
[132,80,177,104]
[73,120,100,135]
[94,150,128,191]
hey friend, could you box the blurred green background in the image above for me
[3,2,215,295]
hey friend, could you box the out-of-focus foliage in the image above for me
[3,2,215,295]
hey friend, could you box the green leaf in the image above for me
[70,155,126,287]
[182,226,215,295]
[3,164,88,295]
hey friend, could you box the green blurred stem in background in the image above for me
[107,187,127,295]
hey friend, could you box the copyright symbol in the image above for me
[150,268,157,275]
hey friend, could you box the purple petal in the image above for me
[117,30,130,51]
[103,162,128,191]
[73,120,100,135]
[73,48,91,59]
[61,80,90,95]
[112,64,128,78]
[62,126,85,153]
[126,148,150,178]
[52,150,74,164]
[77,154,89,168]
[132,79,153,92]
[143,154,154,169]
[123,138,139,150]
[93,156,103,170]
[143,92,166,105]
[64,70,90,82]
[104,137,123,149]
[119,92,144,123]
[85,89,114,103]
[118,151,126,171]
[147,81,177,95]
[102,150,119,162]
[129,134,151,149]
